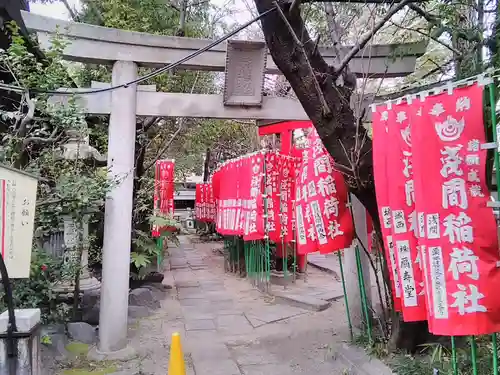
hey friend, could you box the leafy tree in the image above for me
[251,0,495,351]
[0,23,112,321]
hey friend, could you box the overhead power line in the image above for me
[0,7,277,96]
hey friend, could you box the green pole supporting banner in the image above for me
[282,238,288,284]
[488,83,500,375]
[262,152,271,293]
[337,250,353,340]
[355,245,372,343]
[493,333,498,375]
[491,333,498,375]
[156,237,163,272]
[236,237,241,275]
[451,336,458,375]
[470,336,478,375]
[488,84,500,192]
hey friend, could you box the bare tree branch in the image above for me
[144,120,184,172]
[61,0,79,21]
[335,0,413,75]
[389,20,462,55]
[274,0,331,116]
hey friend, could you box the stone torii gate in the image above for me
[21,10,425,358]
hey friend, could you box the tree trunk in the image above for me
[252,0,428,351]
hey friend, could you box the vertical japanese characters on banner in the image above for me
[412,83,500,336]
[373,80,500,335]
[386,101,427,322]
[372,107,402,311]
[195,183,215,222]
[293,128,353,255]
[152,159,175,237]
[265,152,296,243]
[212,153,265,240]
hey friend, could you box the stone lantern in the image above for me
[51,127,106,294]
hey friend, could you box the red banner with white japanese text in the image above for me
[385,101,427,322]
[265,152,297,243]
[212,153,266,240]
[411,83,500,336]
[195,183,215,222]
[152,159,175,237]
[372,107,403,312]
[293,128,354,255]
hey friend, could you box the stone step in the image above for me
[270,290,331,312]
[334,343,394,375]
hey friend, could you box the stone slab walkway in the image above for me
[115,236,393,375]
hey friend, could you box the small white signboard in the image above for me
[0,165,38,278]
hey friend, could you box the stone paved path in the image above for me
[119,236,393,375]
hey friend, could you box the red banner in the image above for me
[152,159,175,237]
[293,128,354,255]
[412,83,500,335]
[265,152,297,243]
[195,183,215,222]
[212,153,266,240]
[386,101,427,322]
[372,108,403,312]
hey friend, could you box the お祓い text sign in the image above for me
[0,165,38,278]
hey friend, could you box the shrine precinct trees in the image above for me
[252,0,492,350]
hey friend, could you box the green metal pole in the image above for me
[488,84,500,192]
[262,152,271,292]
[488,83,500,375]
[157,237,163,272]
[244,241,248,276]
[451,336,458,375]
[493,333,498,375]
[337,250,353,340]
[470,336,478,375]
[237,237,241,276]
[282,238,287,284]
[355,245,372,343]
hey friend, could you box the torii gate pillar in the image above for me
[97,61,138,356]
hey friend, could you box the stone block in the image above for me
[244,305,306,327]
[314,291,344,302]
[179,298,210,307]
[194,359,241,375]
[216,314,253,335]
[0,309,40,333]
[231,348,279,366]
[185,319,216,331]
[183,311,216,321]
[128,305,151,318]
[129,287,161,309]
[67,322,97,344]
[271,290,331,312]
[175,280,200,288]
[189,342,231,362]
[178,290,206,300]
[240,364,292,375]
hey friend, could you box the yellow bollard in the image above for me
[168,332,186,375]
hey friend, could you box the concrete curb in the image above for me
[335,343,395,375]
[307,260,338,276]
[271,290,331,312]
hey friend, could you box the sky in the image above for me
[29,0,81,19]
[28,0,254,23]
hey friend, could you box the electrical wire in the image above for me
[2,7,277,96]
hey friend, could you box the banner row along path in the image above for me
[110,235,394,375]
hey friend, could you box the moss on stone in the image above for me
[65,342,90,356]
[61,366,117,375]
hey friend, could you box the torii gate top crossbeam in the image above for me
[20,11,426,78]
